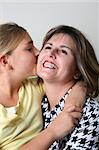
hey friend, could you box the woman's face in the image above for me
[8,33,39,79]
[37,33,77,84]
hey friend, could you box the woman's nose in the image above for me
[48,49,57,59]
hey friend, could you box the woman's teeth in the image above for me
[43,62,56,69]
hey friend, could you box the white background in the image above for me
[0,0,99,61]
[0,0,99,100]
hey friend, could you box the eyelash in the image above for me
[44,47,67,54]
[26,47,33,51]
[43,45,68,55]
[61,50,67,54]
[44,46,51,50]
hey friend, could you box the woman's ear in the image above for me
[73,71,81,80]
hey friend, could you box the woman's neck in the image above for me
[44,80,75,109]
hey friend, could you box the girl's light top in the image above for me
[0,77,44,150]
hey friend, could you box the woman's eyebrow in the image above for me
[45,43,72,50]
[45,43,73,52]
[45,43,52,46]
[60,45,72,51]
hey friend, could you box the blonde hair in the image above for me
[0,22,27,55]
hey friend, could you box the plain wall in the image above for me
[0,1,99,100]
[0,1,99,61]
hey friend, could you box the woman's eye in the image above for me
[44,46,51,50]
[60,50,67,54]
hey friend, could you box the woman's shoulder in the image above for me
[84,97,99,111]
[82,97,99,122]
[65,97,99,149]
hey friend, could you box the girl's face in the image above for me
[8,33,39,79]
[37,33,77,84]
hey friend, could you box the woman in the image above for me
[37,25,99,149]
[0,23,85,150]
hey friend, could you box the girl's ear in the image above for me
[0,55,13,70]
[0,55,8,66]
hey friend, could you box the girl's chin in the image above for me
[33,67,37,76]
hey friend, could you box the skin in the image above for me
[37,33,78,108]
[0,33,38,107]
[20,105,81,150]
[0,31,83,150]
[37,34,77,82]
[19,33,83,150]
[7,33,38,80]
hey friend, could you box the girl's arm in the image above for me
[20,105,82,150]
[65,81,87,108]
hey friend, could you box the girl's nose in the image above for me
[34,47,40,56]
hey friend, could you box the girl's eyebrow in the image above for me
[25,40,33,45]
[28,40,33,44]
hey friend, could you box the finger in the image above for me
[64,105,82,113]
[70,111,82,120]
[73,118,79,126]
[64,81,87,108]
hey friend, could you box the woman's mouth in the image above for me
[43,61,57,69]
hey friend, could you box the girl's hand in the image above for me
[48,105,82,139]
[65,81,87,108]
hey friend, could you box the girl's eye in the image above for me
[26,47,33,51]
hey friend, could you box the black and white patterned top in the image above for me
[42,92,99,150]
